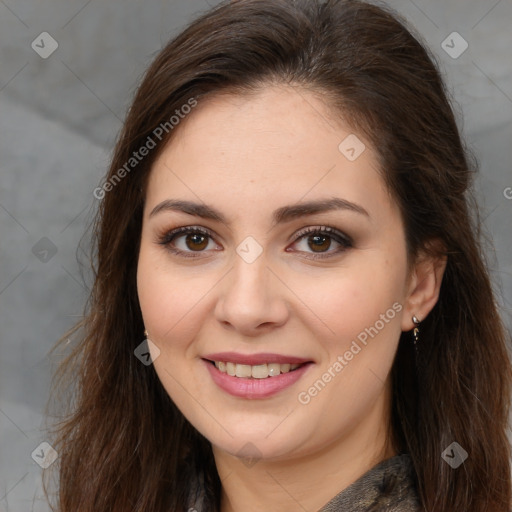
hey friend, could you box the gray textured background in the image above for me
[1,0,511,510]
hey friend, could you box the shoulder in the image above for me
[319,454,421,512]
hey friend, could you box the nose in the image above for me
[214,254,289,337]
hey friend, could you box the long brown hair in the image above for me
[47,1,512,510]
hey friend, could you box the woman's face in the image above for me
[137,85,412,463]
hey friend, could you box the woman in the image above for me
[48,0,512,510]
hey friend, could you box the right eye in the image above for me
[157,226,222,258]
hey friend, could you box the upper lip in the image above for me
[203,352,312,365]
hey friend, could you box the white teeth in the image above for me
[280,363,291,373]
[252,364,269,379]
[235,364,252,378]
[226,362,236,376]
[267,363,281,376]
[213,361,303,378]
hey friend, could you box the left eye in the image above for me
[289,227,352,257]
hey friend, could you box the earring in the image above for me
[144,329,148,338]
[412,316,420,345]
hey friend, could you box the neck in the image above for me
[214,386,396,512]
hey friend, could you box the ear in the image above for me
[401,241,447,331]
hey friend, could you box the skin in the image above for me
[137,85,445,512]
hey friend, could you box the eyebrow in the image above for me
[149,197,369,226]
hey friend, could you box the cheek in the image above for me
[290,251,406,411]
[290,254,405,346]
[136,248,209,410]
[137,245,211,345]
[292,264,404,435]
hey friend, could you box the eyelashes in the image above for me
[291,226,352,257]
[156,225,353,260]
[157,226,219,258]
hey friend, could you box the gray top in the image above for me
[189,454,420,511]
[318,454,420,511]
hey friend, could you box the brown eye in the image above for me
[185,233,209,251]
[289,226,353,259]
[158,226,219,258]
[308,234,332,252]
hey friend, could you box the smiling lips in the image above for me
[204,351,311,378]
[214,360,302,379]
[203,352,313,398]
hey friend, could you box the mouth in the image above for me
[207,360,305,379]
[202,353,314,399]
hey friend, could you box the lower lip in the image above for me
[203,360,313,399]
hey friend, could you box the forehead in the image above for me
[145,85,394,224]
